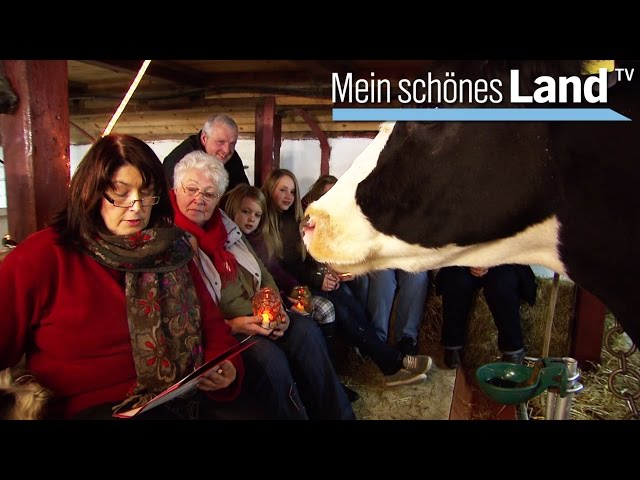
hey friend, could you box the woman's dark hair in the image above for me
[301,174,338,210]
[51,134,173,249]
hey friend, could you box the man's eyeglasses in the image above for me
[103,193,160,208]
[181,183,220,202]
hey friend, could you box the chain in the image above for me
[603,319,639,419]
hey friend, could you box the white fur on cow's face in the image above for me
[303,122,567,276]
[303,123,396,268]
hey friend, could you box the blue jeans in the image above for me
[437,265,524,352]
[367,270,429,343]
[348,275,370,307]
[313,283,403,376]
[238,312,355,420]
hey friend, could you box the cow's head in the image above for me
[302,61,590,275]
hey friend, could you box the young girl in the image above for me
[262,169,433,388]
[301,174,337,210]
[220,184,335,328]
[223,183,359,401]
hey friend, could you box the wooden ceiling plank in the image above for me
[77,60,210,88]
[68,79,88,95]
[68,60,428,142]
[292,60,356,81]
[70,94,333,116]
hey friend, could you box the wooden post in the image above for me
[294,108,331,175]
[254,96,280,187]
[0,60,70,242]
[571,287,607,367]
[273,112,281,168]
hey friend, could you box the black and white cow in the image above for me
[303,60,640,345]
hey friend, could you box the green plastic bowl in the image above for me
[476,362,540,404]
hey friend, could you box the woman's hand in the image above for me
[225,315,275,337]
[287,296,310,315]
[197,360,236,391]
[321,272,340,292]
[287,297,305,314]
[269,306,290,339]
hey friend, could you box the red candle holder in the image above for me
[290,285,313,315]
[252,287,282,329]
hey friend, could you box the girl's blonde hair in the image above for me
[261,169,304,260]
[220,184,279,260]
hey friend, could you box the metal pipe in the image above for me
[545,390,558,420]
[557,357,581,420]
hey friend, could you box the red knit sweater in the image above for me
[0,228,243,419]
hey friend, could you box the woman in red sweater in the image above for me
[0,134,243,419]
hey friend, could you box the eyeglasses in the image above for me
[181,183,220,202]
[103,193,160,208]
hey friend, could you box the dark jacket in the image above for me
[246,232,299,298]
[278,210,325,290]
[162,131,249,190]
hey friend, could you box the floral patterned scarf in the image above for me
[82,227,204,412]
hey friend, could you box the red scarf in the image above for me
[170,190,238,286]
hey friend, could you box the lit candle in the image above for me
[261,311,273,328]
[290,285,313,314]
[252,287,281,329]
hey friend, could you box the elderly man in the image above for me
[163,113,249,190]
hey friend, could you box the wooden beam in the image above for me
[68,79,88,95]
[292,60,356,82]
[69,121,96,143]
[69,91,334,116]
[254,97,277,187]
[76,63,334,96]
[72,105,333,125]
[70,128,377,144]
[293,109,331,175]
[273,113,282,168]
[570,287,606,368]
[0,60,70,242]
[78,60,210,88]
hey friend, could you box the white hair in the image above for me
[173,150,229,195]
[203,114,238,136]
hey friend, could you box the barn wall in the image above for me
[69,137,372,196]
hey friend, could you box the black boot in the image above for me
[443,348,462,369]
[501,348,525,364]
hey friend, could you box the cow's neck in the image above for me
[368,216,566,275]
